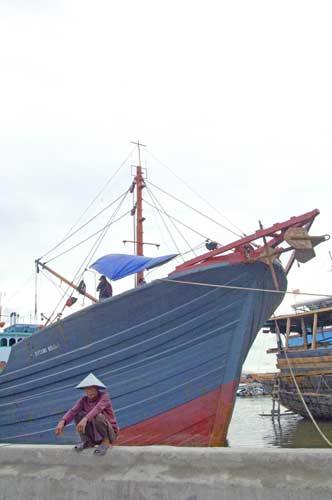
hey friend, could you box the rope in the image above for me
[146,179,241,239]
[81,192,130,271]
[143,199,210,241]
[161,278,332,299]
[62,193,129,308]
[144,187,184,261]
[146,184,194,254]
[45,210,131,263]
[145,148,246,237]
[40,148,135,261]
[146,188,174,255]
[40,191,128,262]
[45,192,130,325]
[39,269,69,299]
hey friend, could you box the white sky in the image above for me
[1,0,332,370]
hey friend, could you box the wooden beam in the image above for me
[176,209,320,271]
[267,342,328,354]
[278,356,332,367]
[37,261,98,303]
[285,317,291,349]
[269,304,332,321]
[280,369,332,379]
[312,313,318,349]
[301,317,308,349]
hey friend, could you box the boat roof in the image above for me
[266,305,332,334]
[291,296,332,311]
[2,323,40,334]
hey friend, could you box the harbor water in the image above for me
[228,396,332,448]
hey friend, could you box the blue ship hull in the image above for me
[0,261,286,445]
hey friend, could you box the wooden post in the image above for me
[274,320,283,352]
[285,317,291,349]
[259,221,280,290]
[131,140,146,287]
[301,317,308,349]
[36,261,97,303]
[312,313,318,349]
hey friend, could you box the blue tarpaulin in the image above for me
[90,253,177,281]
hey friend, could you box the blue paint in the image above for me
[288,329,332,348]
[0,261,286,444]
[90,253,177,280]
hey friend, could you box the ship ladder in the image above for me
[271,374,281,420]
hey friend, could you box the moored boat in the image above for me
[265,297,332,419]
[0,145,327,446]
[0,313,40,372]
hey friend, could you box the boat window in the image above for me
[9,338,16,346]
[17,338,22,342]
[0,338,7,347]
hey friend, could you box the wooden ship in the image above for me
[0,142,328,445]
[264,297,332,419]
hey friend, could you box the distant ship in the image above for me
[265,296,332,419]
[0,143,327,446]
[0,312,40,372]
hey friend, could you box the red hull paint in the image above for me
[117,381,238,446]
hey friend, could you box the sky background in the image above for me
[1,0,332,371]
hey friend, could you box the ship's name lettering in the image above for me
[34,344,59,357]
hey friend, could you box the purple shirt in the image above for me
[62,391,119,433]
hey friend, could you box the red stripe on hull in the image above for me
[117,381,238,446]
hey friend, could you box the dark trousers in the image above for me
[75,411,117,445]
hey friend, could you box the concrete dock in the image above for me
[0,445,331,500]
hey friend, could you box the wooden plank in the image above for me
[278,362,332,371]
[279,369,332,379]
[312,313,318,349]
[270,305,332,321]
[278,360,332,369]
[301,317,308,349]
[277,355,332,365]
[268,342,329,354]
[285,317,291,349]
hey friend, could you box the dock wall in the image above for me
[0,445,331,500]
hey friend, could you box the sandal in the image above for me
[93,443,110,456]
[74,441,94,452]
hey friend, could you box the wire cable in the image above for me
[146,179,240,240]
[145,185,195,258]
[143,199,210,241]
[145,148,246,237]
[39,269,70,299]
[45,192,130,325]
[161,278,332,299]
[39,191,128,261]
[143,188,184,261]
[45,209,131,263]
[51,147,135,249]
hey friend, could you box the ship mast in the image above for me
[132,141,146,286]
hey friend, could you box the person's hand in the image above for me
[76,417,88,433]
[55,420,65,436]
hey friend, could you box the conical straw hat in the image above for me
[75,373,106,389]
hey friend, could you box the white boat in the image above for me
[0,313,40,371]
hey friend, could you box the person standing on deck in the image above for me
[55,373,119,456]
[96,275,113,301]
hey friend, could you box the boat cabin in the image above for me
[265,297,332,353]
[0,314,40,366]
